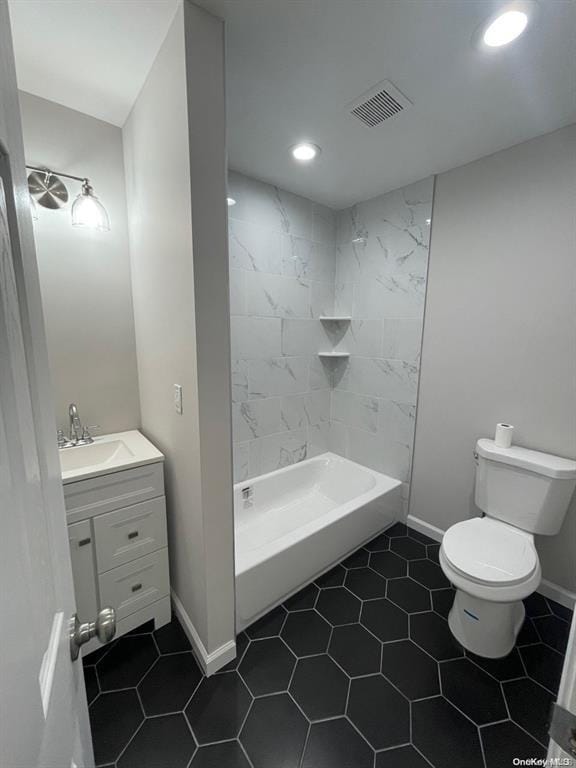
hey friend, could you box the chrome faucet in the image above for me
[56,403,99,449]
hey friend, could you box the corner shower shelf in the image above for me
[318,352,350,359]
[319,316,352,323]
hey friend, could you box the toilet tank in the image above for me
[474,439,576,535]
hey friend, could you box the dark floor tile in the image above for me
[154,618,191,654]
[390,536,427,561]
[302,717,373,768]
[89,690,144,766]
[185,671,251,744]
[116,714,195,768]
[83,640,116,666]
[466,647,525,681]
[407,528,435,545]
[97,635,158,691]
[316,587,361,626]
[524,592,551,618]
[342,548,370,569]
[281,609,332,656]
[245,605,287,639]
[432,588,454,619]
[375,745,430,768]
[409,559,450,589]
[520,643,565,694]
[441,658,507,725]
[284,583,319,611]
[386,523,408,538]
[289,654,349,720]
[347,674,410,750]
[329,624,381,677]
[381,640,440,700]
[344,568,387,600]
[126,620,154,636]
[239,637,296,696]
[504,677,554,747]
[361,598,408,642]
[315,564,346,587]
[370,550,407,578]
[481,721,547,768]
[516,616,539,646]
[364,533,390,552]
[84,665,99,705]
[387,578,431,613]
[410,612,463,661]
[427,543,440,563]
[138,653,202,715]
[534,614,570,653]
[240,694,308,768]
[190,741,251,768]
[218,632,249,673]
[547,598,573,622]
[412,696,484,768]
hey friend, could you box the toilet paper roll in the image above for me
[494,423,514,448]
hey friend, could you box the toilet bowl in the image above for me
[439,438,576,658]
[439,517,541,657]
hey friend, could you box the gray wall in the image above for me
[330,178,433,515]
[124,1,235,659]
[228,170,335,482]
[410,125,576,595]
[19,92,140,434]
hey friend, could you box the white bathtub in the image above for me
[234,452,402,631]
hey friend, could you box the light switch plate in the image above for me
[174,384,183,414]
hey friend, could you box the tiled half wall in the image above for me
[228,170,434,512]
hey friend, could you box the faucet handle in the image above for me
[81,425,101,441]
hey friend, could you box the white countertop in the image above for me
[60,430,164,484]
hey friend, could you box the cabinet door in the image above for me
[68,520,99,622]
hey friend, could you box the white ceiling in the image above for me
[8,0,576,208]
[198,0,576,207]
[8,0,179,126]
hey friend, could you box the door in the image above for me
[548,612,576,763]
[0,2,93,765]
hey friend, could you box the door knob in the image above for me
[70,607,116,661]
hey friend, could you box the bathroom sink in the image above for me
[59,430,163,483]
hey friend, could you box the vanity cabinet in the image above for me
[64,458,170,656]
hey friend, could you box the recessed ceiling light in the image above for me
[227,197,236,206]
[291,143,321,162]
[475,2,536,50]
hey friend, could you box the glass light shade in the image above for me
[71,182,110,231]
[483,10,528,47]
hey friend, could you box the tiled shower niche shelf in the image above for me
[318,352,350,358]
[319,316,352,323]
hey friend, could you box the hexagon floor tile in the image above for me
[85,525,571,767]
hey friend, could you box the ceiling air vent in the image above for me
[348,80,412,128]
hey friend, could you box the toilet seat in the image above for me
[440,517,541,602]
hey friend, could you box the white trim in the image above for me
[538,579,576,610]
[407,514,444,543]
[171,589,236,676]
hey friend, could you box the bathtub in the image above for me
[234,452,402,631]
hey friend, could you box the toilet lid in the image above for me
[442,518,538,586]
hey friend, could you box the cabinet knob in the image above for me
[128,530,139,540]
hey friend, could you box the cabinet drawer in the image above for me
[64,461,164,524]
[68,520,98,623]
[98,549,169,622]
[94,497,167,573]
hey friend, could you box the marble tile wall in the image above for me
[329,177,434,510]
[228,170,434,502]
[228,171,336,481]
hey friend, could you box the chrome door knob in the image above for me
[70,607,116,661]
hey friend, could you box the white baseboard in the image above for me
[538,579,576,611]
[406,514,444,543]
[171,589,236,676]
[407,515,575,611]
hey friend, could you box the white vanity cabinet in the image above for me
[64,455,170,656]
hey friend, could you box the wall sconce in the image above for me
[27,165,110,231]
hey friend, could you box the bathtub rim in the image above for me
[234,451,402,576]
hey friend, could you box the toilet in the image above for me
[440,438,576,659]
